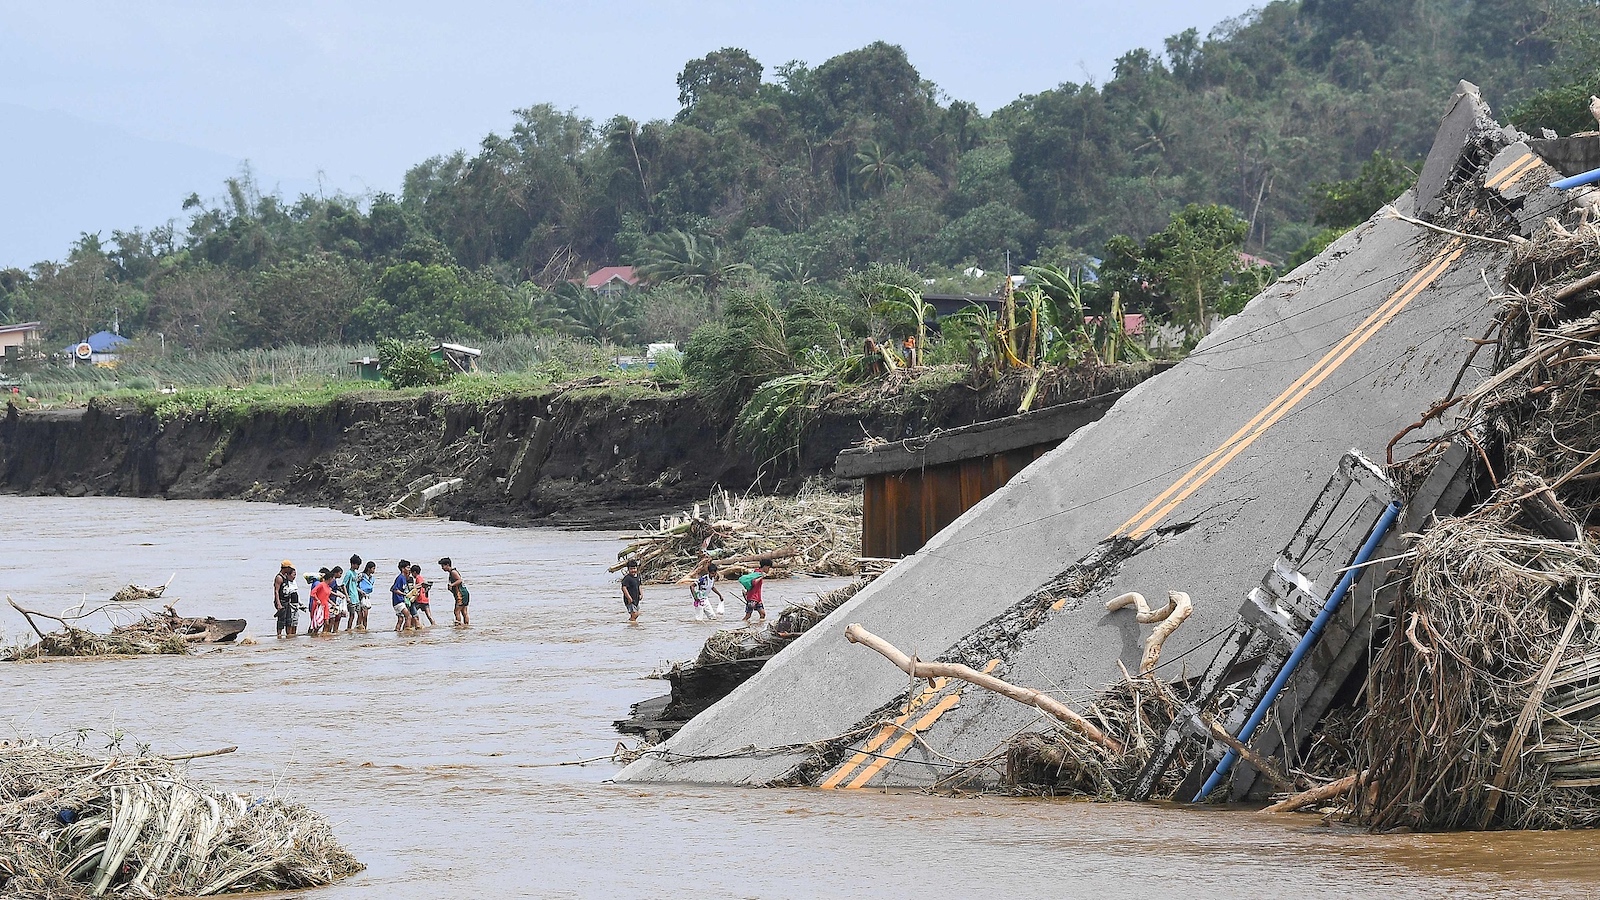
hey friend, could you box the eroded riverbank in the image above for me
[5,496,1598,898]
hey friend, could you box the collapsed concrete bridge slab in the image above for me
[619,83,1546,788]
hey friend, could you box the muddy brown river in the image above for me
[4,496,1597,898]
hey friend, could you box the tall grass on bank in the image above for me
[18,335,626,396]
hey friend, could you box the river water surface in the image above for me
[4,496,1598,898]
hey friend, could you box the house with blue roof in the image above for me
[63,331,129,365]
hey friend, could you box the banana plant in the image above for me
[871,284,936,367]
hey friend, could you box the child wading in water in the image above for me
[308,570,335,636]
[689,562,725,621]
[391,560,416,633]
[739,559,772,625]
[340,556,364,633]
[355,560,377,631]
[409,564,436,626]
[325,566,348,634]
[440,558,469,626]
[620,560,643,623]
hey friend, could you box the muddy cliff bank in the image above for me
[1,366,1160,528]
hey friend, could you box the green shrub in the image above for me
[377,339,451,388]
[651,349,684,382]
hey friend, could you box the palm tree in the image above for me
[632,229,751,296]
[854,141,903,196]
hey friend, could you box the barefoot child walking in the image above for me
[409,564,436,626]
[391,560,416,633]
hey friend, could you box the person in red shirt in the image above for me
[408,564,436,626]
[739,559,772,624]
[308,571,335,636]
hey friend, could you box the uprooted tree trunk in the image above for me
[844,623,1122,753]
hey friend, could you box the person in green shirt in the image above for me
[739,559,772,625]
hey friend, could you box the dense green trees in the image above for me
[8,0,1600,359]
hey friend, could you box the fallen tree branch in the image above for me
[1204,717,1295,792]
[1262,771,1363,813]
[844,623,1122,753]
[160,746,238,762]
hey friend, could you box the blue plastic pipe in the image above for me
[1551,166,1600,190]
[1191,499,1403,803]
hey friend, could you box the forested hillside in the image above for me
[5,0,1599,352]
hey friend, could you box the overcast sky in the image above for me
[1,0,1256,266]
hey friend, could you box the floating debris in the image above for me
[5,586,245,661]
[0,742,362,898]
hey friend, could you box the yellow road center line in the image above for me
[1485,152,1538,190]
[1123,243,1464,539]
[1109,251,1448,538]
[835,660,999,790]
[818,677,946,790]
[842,694,963,789]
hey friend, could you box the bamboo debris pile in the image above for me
[1361,216,1600,830]
[615,482,862,584]
[0,742,362,899]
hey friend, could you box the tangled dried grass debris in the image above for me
[616,480,861,583]
[0,742,362,899]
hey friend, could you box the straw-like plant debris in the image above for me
[1362,215,1600,830]
[616,481,861,583]
[0,742,362,898]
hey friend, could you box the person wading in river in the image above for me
[409,564,436,626]
[355,560,377,631]
[621,560,643,623]
[440,558,469,626]
[326,566,348,634]
[273,561,300,638]
[689,562,725,621]
[341,556,364,633]
[739,559,772,625]
[308,570,335,636]
[392,560,416,632]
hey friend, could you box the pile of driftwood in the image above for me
[1358,217,1600,830]
[615,483,861,583]
[6,584,245,661]
[0,742,361,898]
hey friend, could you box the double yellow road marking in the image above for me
[1110,240,1466,542]
[824,239,1469,788]
[1486,151,1541,192]
[820,661,998,789]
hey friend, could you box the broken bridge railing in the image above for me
[1127,444,1475,802]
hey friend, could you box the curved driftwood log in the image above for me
[1141,591,1192,674]
[844,623,1122,753]
[1107,590,1195,674]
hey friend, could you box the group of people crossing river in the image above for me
[272,555,469,638]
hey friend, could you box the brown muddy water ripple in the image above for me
[2,497,1597,898]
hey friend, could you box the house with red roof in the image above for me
[584,266,640,295]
